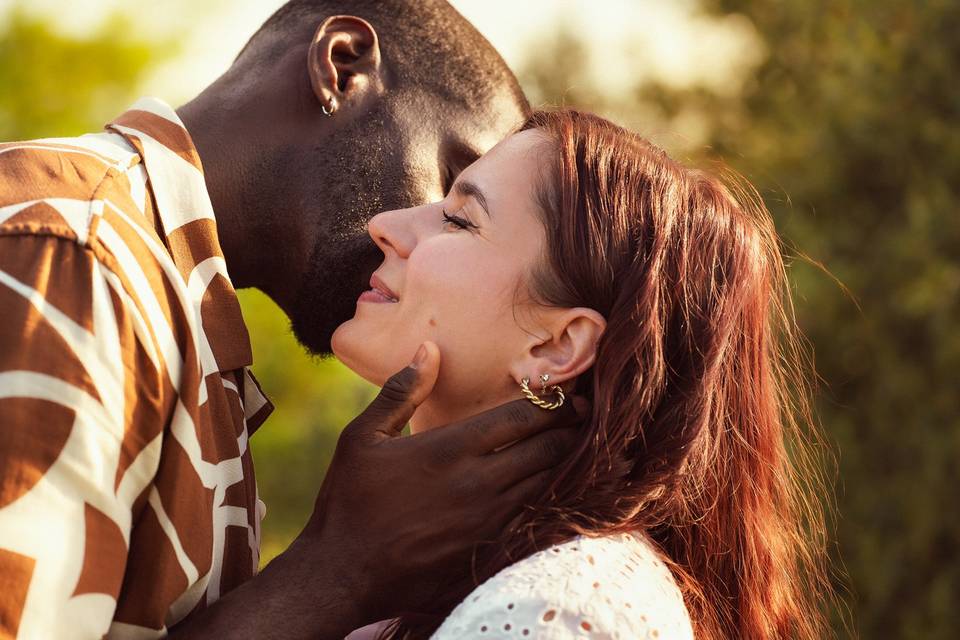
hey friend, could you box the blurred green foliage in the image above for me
[0,9,163,140]
[4,1,957,637]
[520,1,959,638]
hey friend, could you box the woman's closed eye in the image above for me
[441,208,479,232]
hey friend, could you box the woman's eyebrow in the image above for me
[453,179,491,217]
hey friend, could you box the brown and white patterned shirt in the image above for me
[0,98,273,638]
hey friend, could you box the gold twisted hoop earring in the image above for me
[520,375,565,410]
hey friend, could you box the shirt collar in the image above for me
[106,98,255,375]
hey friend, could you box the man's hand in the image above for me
[170,342,585,639]
[304,342,585,625]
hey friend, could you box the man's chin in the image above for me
[289,321,331,355]
[289,241,380,356]
[289,252,374,356]
[288,296,354,356]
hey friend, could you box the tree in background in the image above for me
[519,1,959,638]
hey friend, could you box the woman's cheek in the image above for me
[413,271,486,336]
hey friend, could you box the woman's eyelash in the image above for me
[442,209,478,231]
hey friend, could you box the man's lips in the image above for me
[359,273,399,303]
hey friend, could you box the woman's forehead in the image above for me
[463,130,551,198]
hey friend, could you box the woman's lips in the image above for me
[358,289,398,303]
[359,274,399,303]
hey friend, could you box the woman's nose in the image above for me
[367,206,422,258]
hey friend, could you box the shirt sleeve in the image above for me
[0,234,164,639]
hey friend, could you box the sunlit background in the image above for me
[3,1,957,638]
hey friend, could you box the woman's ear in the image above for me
[509,308,607,387]
[307,15,385,114]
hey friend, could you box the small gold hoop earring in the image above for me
[322,96,337,117]
[520,376,565,410]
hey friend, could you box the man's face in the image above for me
[286,86,528,355]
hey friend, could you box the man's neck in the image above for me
[176,95,255,291]
[175,87,313,318]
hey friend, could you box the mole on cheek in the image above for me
[429,317,437,327]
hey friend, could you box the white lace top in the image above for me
[430,532,694,640]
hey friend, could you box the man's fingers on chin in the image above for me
[378,365,420,405]
[361,365,421,436]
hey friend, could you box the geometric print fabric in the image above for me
[0,98,272,638]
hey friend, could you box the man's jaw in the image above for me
[289,241,382,355]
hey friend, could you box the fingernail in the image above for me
[411,344,428,370]
[571,396,591,419]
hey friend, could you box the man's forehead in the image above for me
[450,88,529,155]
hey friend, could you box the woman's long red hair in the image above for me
[390,110,835,639]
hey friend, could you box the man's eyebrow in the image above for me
[453,179,491,217]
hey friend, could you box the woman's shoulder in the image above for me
[430,532,694,639]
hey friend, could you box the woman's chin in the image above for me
[334,350,388,388]
[329,322,350,362]
[331,324,391,388]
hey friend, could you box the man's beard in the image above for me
[289,231,383,355]
[284,97,416,355]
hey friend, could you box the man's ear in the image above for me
[508,308,607,389]
[307,15,385,114]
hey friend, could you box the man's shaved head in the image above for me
[243,0,529,113]
[185,0,530,355]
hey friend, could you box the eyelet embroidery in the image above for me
[430,533,694,639]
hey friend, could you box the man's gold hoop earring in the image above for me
[520,374,565,410]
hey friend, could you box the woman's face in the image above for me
[331,130,553,429]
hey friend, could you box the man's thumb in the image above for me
[361,341,440,438]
